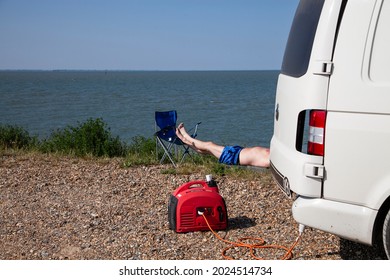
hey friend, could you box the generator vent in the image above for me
[180,212,194,227]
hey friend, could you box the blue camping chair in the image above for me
[154,110,200,167]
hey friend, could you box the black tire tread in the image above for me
[383,209,390,259]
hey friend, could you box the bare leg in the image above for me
[176,123,224,159]
[239,146,270,168]
[176,123,270,168]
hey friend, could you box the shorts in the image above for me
[218,145,243,165]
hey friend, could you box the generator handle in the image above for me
[173,180,218,196]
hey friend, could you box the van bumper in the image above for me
[292,196,377,245]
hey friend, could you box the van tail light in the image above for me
[308,110,327,156]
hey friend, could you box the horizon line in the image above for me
[0,68,281,72]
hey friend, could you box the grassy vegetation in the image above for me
[0,118,266,178]
[38,118,127,157]
[0,124,38,150]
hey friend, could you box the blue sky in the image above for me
[0,0,299,70]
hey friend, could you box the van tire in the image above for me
[383,209,390,259]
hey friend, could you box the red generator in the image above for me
[168,176,228,233]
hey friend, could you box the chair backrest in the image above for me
[155,110,177,130]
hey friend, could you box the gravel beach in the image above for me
[0,153,386,260]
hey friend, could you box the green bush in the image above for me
[0,124,37,150]
[123,136,158,166]
[39,118,127,157]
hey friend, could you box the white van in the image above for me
[270,0,390,258]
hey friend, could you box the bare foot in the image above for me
[176,123,204,154]
[176,123,193,145]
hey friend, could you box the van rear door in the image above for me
[325,0,390,208]
[270,0,345,197]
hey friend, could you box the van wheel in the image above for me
[383,209,390,259]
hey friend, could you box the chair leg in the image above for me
[156,137,177,167]
[179,145,191,164]
[155,122,201,167]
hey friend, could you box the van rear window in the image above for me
[281,0,325,77]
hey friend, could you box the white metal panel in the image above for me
[328,0,390,114]
[292,197,377,245]
[325,0,390,209]
[324,112,390,209]
[271,0,343,197]
[271,75,326,197]
[311,0,345,65]
[368,0,390,84]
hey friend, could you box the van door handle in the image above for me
[313,61,333,76]
[304,163,325,179]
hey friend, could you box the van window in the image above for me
[281,0,325,77]
[369,1,390,83]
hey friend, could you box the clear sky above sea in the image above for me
[0,0,300,71]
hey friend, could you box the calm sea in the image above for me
[0,70,278,147]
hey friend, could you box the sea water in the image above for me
[0,70,278,147]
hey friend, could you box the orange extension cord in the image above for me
[201,213,303,260]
